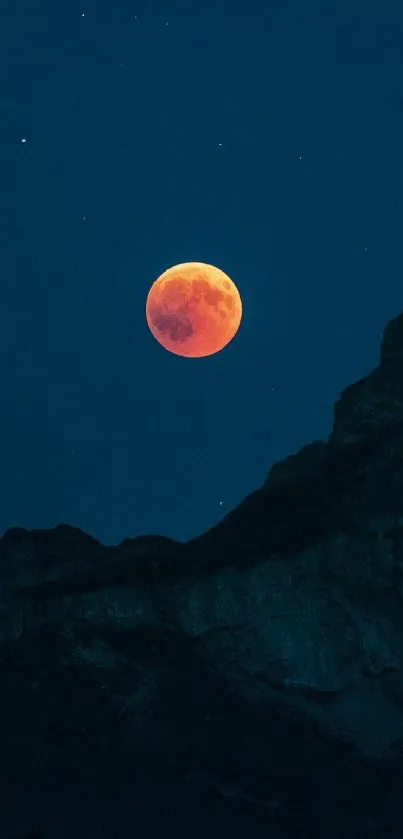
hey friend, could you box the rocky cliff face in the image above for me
[3,314,403,839]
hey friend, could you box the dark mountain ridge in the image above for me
[3,312,403,838]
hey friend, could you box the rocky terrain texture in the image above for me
[4,313,403,838]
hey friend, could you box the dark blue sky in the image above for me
[1,1,402,544]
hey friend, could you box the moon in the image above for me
[145,262,242,358]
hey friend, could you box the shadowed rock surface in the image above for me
[3,314,403,837]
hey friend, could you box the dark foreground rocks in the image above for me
[3,313,403,837]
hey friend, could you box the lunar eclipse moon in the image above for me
[145,262,242,358]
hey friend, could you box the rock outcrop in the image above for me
[3,313,403,838]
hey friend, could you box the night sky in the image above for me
[1,1,403,545]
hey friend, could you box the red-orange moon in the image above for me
[145,262,242,358]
